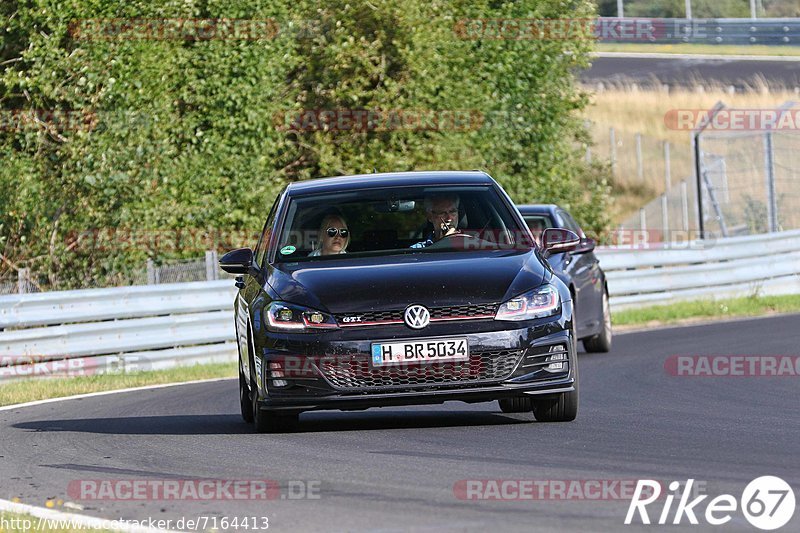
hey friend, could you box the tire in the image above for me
[253,402,300,434]
[532,321,579,422]
[240,366,254,424]
[582,290,612,353]
[498,397,533,413]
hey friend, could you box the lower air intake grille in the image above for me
[318,349,523,391]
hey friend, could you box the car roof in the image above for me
[516,204,560,215]
[285,170,495,196]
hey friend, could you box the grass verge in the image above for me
[613,294,800,328]
[596,43,800,57]
[0,362,237,408]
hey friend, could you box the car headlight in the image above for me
[495,284,560,321]
[265,302,339,331]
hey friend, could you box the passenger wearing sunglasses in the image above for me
[309,214,350,256]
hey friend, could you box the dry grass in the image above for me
[582,84,800,223]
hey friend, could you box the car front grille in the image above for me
[317,349,523,391]
[336,303,497,326]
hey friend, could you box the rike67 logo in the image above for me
[626,477,795,530]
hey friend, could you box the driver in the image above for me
[410,194,460,248]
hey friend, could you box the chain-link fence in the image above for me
[0,251,222,295]
[616,101,800,241]
[697,102,800,237]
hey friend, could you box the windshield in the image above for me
[274,185,534,262]
[521,214,555,246]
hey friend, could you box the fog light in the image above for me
[545,346,568,372]
[268,362,288,387]
[307,312,324,324]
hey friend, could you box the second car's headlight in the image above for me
[495,284,560,321]
[265,302,339,331]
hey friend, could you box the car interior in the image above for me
[275,189,527,260]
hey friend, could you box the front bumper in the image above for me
[253,307,576,413]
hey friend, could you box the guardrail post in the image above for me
[764,131,778,232]
[635,133,643,182]
[146,259,157,285]
[681,180,690,232]
[17,268,30,294]
[609,127,617,177]
[205,250,219,281]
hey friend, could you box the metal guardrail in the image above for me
[599,229,800,309]
[0,281,238,382]
[1,230,799,380]
[597,18,800,46]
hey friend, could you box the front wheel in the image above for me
[498,397,533,413]
[253,402,300,433]
[532,322,579,422]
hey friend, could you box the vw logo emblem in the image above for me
[404,305,430,329]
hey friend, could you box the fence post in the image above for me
[17,268,30,294]
[609,127,617,177]
[661,194,669,241]
[639,208,647,232]
[205,250,219,281]
[663,141,671,191]
[685,0,692,19]
[635,133,643,182]
[763,131,778,232]
[146,259,157,285]
[617,0,624,18]
[681,180,690,232]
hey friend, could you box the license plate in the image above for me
[371,337,469,367]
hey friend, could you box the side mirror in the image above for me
[219,248,254,275]
[573,237,596,254]
[541,228,580,258]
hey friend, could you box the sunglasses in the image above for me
[326,227,349,238]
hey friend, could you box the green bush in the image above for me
[1,0,611,289]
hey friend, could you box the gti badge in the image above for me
[404,305,430,329]
[342,316,363,323]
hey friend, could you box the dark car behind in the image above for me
[516,204,611,353]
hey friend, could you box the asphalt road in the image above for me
[581,56,800,90]
[1,314,798,532]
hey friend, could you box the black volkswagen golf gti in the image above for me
[220,171,582,432]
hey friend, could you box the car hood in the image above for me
[267,250,548,314]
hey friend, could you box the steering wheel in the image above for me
[426,231,480,249]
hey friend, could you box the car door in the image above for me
[236,196,279,384]
[557,210,602,337]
